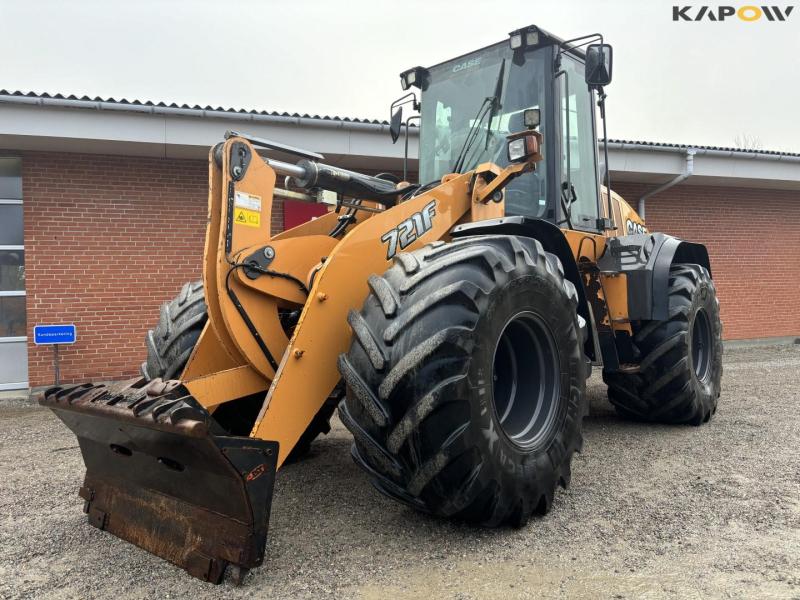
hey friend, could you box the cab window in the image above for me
[419,46,550,218]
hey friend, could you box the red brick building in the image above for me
[1,92,798,390]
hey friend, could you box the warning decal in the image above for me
[234,208,261,228]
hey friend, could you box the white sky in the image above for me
[1,0,798,152]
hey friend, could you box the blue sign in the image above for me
[34,324,77,345]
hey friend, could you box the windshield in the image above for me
[419,45,550,218]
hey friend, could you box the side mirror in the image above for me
[390,106,403,144]
[585,43,613,88]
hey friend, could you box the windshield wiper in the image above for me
[451,60,506,174]
[451,98,492,174]
[483,59,506,150]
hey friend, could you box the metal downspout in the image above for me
[637,148,695,220]
[638,149,695,219]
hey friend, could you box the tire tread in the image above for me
[604,264,722,424]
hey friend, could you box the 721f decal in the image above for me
[381,200,437,259]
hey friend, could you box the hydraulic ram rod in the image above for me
[262,156,410,204]
[262,157,307,179]
[232,131,410,202]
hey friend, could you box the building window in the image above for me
[0,157,27,390]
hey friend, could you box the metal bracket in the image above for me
[226,130,324,161]
[87,507,108,530]
[596,217,614,231]
[229,142,252,181]
[242,246,276,280]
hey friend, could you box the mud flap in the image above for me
[38,378,278,585]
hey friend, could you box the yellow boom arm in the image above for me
[183,136,541,466]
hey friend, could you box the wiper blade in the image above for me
[484,60,506,150]
[452,60,507,174]
[451,97,493,174]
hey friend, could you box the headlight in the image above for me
[507,134,540,163]
[507,138,527,162]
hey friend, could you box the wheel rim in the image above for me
[691,308,713,383]
[492,311,561,451]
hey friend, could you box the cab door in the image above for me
[556,53,603,236]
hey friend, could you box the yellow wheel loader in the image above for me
[39,25,722,584]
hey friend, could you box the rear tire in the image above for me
[141,281,334,458]
[338,236,589,526]
[604,264,722,425]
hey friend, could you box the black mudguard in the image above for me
[598,232,711,321]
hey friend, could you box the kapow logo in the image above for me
[673,5,794,20]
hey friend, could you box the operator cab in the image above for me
[391,25,613,233]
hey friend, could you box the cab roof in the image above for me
[424,25,586,71]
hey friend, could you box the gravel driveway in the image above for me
[1,344,798,599]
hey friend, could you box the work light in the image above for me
[509,26,540,50]
[523,108,540,129]
[400,66,428,91]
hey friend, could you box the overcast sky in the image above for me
[1,0,798,152]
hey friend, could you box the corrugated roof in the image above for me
[0,89,390,125]
[608,138,800,158]
[1,90,798,157]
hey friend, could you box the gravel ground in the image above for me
[1,344,798,599]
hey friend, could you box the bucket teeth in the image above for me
[41,378,216,430]
[38,378,279,584]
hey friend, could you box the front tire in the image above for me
[604,264,722,425]
[338,236,589,526]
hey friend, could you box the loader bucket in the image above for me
[38,378,278,584]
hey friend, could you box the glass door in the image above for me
[0,158,28,390]
[558,54,601,232]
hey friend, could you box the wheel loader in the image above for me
[39,25,722,584]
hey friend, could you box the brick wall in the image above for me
[23,152,209,386]
[21,151,798,386]
[612,182,800,341]
[22,152,413,386]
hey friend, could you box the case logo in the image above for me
[626,219,647,235]
[452,57,482,72]
[381,200,437,260]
